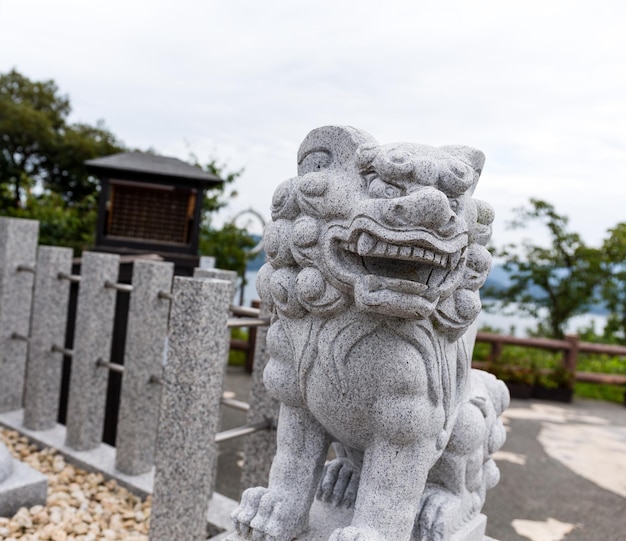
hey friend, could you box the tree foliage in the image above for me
[196,159,255,280]
[600,223,626,343]
[1,69,256,274]
[0,69,124,209]
[489,198,602,338]
[4,192,98,253]
[0,69,125,252]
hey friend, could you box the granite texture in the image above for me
[115,260,174,475]
[65,252,120,451]
[149,277,232,541]
[0,457,48,518]
[194,267,238,496]
[240,303,279,492]
[230,126,508,541]
[0,442,12,482]
[0,217,39,413]
[228,501,493,541]
[23,246,73,430]
[0,408,239,533]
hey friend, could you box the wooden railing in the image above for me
[472,331,626,387]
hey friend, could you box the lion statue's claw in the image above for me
[317,457,360,509]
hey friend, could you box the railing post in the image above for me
[563,334,580,375]
[0,217,39,412]
[240,302,280,491]
[23,246,73,429]
[193,267,238,496]
[489,339,503,364]
[114,260,174,475]
[149,277,231,541]
[65,252,120,451]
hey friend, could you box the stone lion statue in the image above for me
[231,126,509,541]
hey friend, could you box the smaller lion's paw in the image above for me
[231,487,307,541]
[416,490,463,541]
[329,526,383,541]
[316,458,360,508]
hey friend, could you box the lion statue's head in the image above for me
[257,126,493,339]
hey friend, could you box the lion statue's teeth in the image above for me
[356,232,377,255]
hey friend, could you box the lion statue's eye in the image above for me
[367,176,402,199]
[298,150,331,175]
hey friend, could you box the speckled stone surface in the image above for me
[194,267,238,299]
[194,267,238,496]
[65,252,120,451]
[0,217,39,413]
[230,127,508,541]
[0,457,48,517]
[240,302,279,492]
[0,442,12,482]
[228,502,494,540]
[23,246,73,430]
[149,277,232,541]
[115,260,174,475]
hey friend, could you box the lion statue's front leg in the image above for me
[233,404,331,541]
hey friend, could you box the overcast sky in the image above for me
[1,0,624,248]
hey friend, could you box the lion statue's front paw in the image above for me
[231,486,308,541]
[416,489,467,541]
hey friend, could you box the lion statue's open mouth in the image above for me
[323,217,468,318]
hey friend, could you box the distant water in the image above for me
[240,270,607,337]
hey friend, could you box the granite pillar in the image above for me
[240,302,279,491]
[115,260,174,475]
[22,246,73,430]
[149,277,231,541]
[0,217,39,413]
[194,267,238,495]
[65,252,120,451]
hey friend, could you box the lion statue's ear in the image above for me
[439,145,485,195]
[439,145,485,175]
[297,126,378,175]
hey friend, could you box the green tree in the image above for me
[4,192,97,253]
[196,158,256,281]
[0,69,69,207]
[0,69,125,252]
[600,223,626,344]
[489,199,602,338]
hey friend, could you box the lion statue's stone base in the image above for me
[229,126,508,541]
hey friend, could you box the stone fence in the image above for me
[0,217,279,540]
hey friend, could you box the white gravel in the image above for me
[0,427,151,541]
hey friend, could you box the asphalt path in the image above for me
[217,366,626,541]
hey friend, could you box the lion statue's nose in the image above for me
[380,186,453,229]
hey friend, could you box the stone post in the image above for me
[115,260,174,475]
[0,217,39,413]
[22,246,73,430]
[193,267,238,495]
[65,252,120,451]
[149,277,231,541]
[0,441,47,517]
[240,302,279,491]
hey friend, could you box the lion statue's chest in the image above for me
[289,320,449,449]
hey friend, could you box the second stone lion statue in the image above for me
[231,126,509,541]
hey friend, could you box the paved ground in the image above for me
[216,366,626,541]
